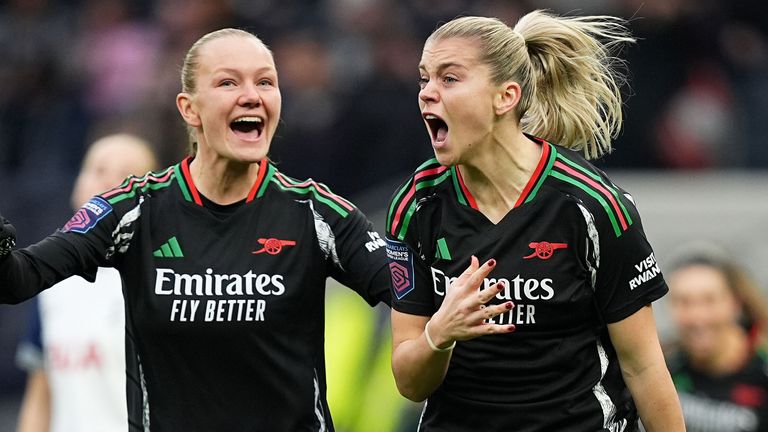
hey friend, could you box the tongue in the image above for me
[436,126,448,142]
[232,126,261,141]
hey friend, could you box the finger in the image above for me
[462,258,496,293]
[477,280,505,305]
[473,323,516,336]
[454,255,480,284]
[469,301,513,323]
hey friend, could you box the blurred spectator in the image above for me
[666,245,768,432]
[15,134,157,432]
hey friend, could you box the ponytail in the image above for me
[427,11,634,159]
[515,10,633,159]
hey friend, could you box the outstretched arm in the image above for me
[608,305,686,432]
[15,370,51,432]
[0,211,109,304]
[391,257,515,401]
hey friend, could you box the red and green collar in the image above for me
[174,157,275,206]
[450,137,556,210]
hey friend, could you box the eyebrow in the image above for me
[211,66,276,75]
[418,62,469,74]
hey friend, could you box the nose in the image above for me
[238,83,262,108]
[419,80,439,104]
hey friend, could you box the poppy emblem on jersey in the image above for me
[523,241,568,260]
[252,238,297,255]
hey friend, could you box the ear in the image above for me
[176,92,202,128]
[494,81,522,116]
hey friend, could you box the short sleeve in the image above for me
[327,208,391,306]
[384,237,435,316]
[591,198,668,323]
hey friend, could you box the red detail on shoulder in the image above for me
[389,165,449,234]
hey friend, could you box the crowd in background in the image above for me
[0,0,767,429]
[1,0,767,237]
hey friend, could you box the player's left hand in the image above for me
[0,213,17,260]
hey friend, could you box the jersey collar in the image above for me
[450,136,557,210]
[174,157,275,206]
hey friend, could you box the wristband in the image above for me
[424,320,456,352]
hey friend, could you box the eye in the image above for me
[442,75,458,84]
[219,79,236,87]
[418,77,428,89]
[258,79,274,87]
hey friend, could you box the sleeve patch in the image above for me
[62,197,113,234]
[386,238,415,300]
[628,252,662,290]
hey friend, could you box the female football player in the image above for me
[385,10,685,431]
[0,29,390,431]
[667,248,768,432]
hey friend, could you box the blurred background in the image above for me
[0,0,766,430]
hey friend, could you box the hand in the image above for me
[0,213,16,259]
[428,256,516,348]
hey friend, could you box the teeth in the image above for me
[424,114,437,120]
[233,116,263,123]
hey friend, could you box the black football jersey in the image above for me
[385,137,668,432]
[669,350,768,432]
[1,157,390,431]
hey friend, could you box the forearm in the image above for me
[392,328,452,402]
[0,252,53,304]
[622,363,685,432]
[16,370,51,432]
[1,235,99,304]
[609,306,685,432]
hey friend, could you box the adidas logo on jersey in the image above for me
[154,236,184,258]
[434,237,452,260]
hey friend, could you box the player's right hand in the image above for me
[427,256,516,348]
[0,213,17,260]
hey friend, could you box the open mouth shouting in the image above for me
[423,113,448,147]
[230,116,265,142]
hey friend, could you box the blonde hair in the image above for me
[179,28,269,154]
[428,10,634,159]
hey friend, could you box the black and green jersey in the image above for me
[669,350,768,432]
[385,136,667,432]
[1,157,390,431]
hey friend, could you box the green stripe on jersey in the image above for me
[396,169,452,241]
[271,174,351,217]
[106,167,176,205]
[555,153,633,226]
[524,143,558,205]
[386,159,442,230]
[449,166,468,206]
[256,163,276,199]
[550,171,622,237]
[173,163,193,203]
